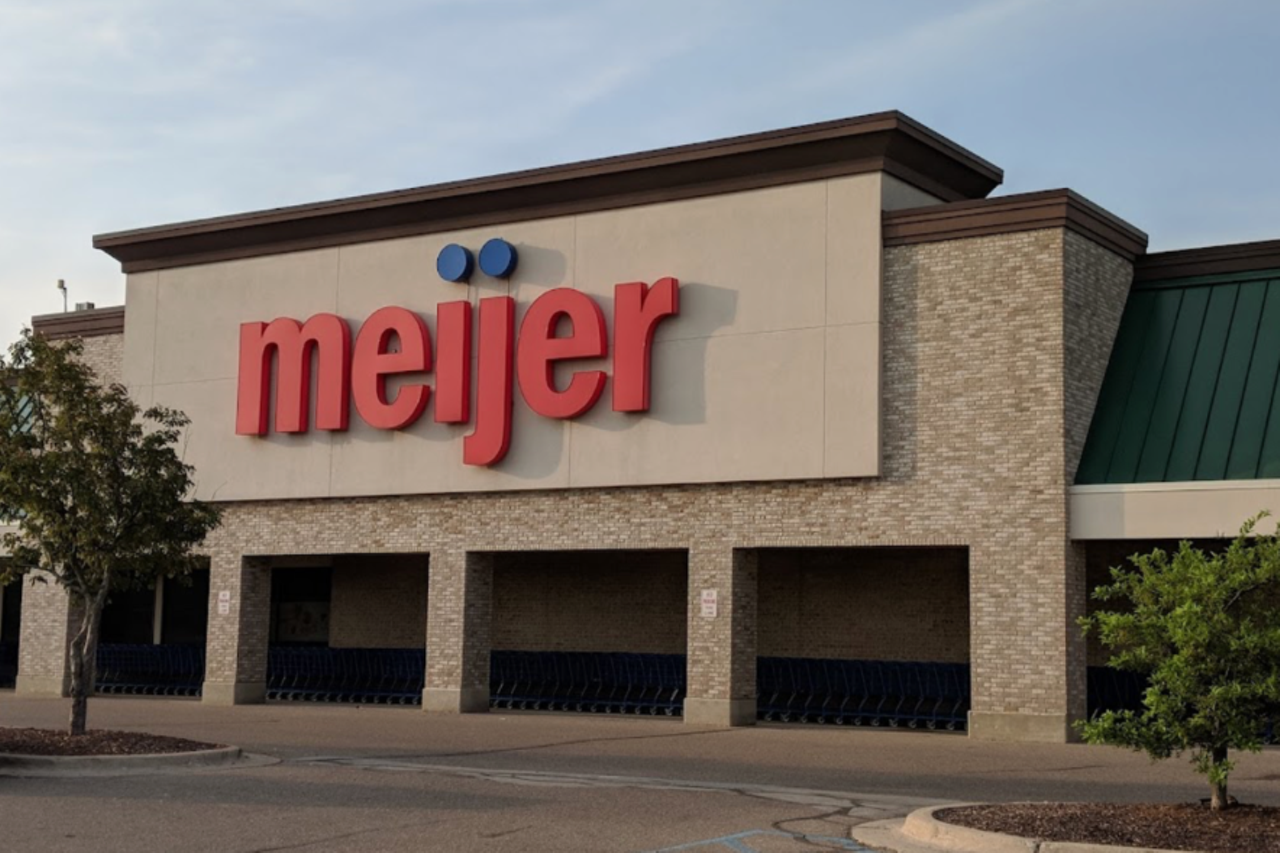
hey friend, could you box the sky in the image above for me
[2,0,1278,348]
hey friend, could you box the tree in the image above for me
[0,330,221,736]
[1079,514,1280,810]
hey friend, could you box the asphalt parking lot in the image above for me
[2,694,1279,852]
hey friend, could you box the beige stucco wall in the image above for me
[122,173,913,502]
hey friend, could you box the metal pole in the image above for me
[153,578,165,645]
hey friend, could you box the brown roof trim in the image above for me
[31,306,125,340]
[1134,238,1280,282]
[94,112,1002,274]
[882,189,1148,261]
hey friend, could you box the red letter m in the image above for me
[236,314,352,435]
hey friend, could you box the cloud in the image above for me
[1,0,1278,349]
[0,0,727,346]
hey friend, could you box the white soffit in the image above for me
[1070,480,1280,540]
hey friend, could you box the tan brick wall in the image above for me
[171,226,1133,735]
[424,551,492,701]
[687,547,757,706]
[758,548,968,663]
[15,579,77,692]
[329,554,428,648]
[78,333,124,386]
[492,551,686,653]
[1062,232,1136,718]
[204,555,271,686]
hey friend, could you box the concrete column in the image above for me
[968,539,1088,743]
[202,554,270,705]
[684,547,757,727]
[15,579,76,697]
[423,551,492,713]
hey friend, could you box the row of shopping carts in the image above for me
[80,644,975,736]
[67,646,1279,745]
[1086,666,1280,743]
[95,643,204,696]
[489,650,685,715]
[266,646,425,704]
[1085,666,1147,716]
[758,657,970,730]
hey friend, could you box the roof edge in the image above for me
[93,112,1003,274]
[1135,238,1280,282]
[881,189,1148,261]
[31,306,125,340]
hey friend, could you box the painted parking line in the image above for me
[643,828,870,852]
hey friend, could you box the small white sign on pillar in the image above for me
[217,590,231,615]
[700,589,718,619]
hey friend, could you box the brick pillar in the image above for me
[1064,541,1090,725]
[202,554,270,705]
[15,580,76,697]
[968,539,1088,742]
[684,547,757,727]
[424,551,492,713]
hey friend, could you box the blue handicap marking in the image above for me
[644,828,871,852]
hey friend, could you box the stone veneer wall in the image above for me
[188,227,1133,740]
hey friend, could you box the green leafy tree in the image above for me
[1079,514,1280,810]
[0,330,221,736]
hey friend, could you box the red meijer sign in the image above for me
[236,278,680,467]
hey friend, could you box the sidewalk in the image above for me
[3,692,1279,806]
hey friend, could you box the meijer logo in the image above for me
[235,239,679,467]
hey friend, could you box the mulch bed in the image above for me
[938,802,1280,853]
[0,727,221,757]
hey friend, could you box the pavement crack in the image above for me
[328,726,741,762]
[480,824,533,839]
[769,807,859,850]
[243,820,440,852]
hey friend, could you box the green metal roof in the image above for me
[1076,269,1280,484]
[3,395,33,435]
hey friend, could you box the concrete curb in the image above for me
[903,805,1035,852]
[890,805,1191,853]
[0,745,243,776]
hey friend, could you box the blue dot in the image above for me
[437,244,474,283]
[478,238,518,278]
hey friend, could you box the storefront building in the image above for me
[6,111,1280,742]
